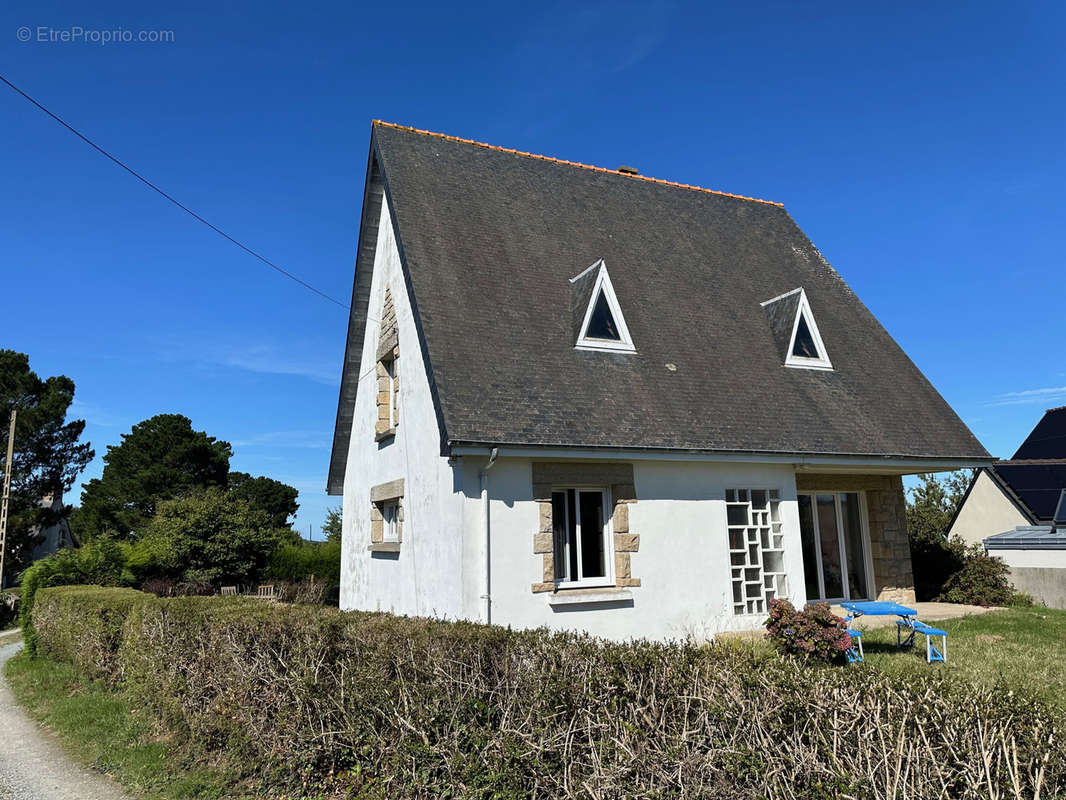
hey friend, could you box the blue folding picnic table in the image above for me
[840,601,947,663]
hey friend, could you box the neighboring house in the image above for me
[327,121,991,640]
[29,492,77,561]
[948,407,1066,545]
[949,407,1066,609]
[983,506,1066,610]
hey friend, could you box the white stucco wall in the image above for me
[339,200,466,619]
[949,470,1030,546]
[993,548,1066,569]
[460,458,808,641]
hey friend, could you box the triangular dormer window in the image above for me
[761,287,832,371]
[571,260,635,353]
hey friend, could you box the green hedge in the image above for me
[31,587,1065,800]
[266,539,341,584]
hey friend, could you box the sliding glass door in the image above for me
[797,492,870,602]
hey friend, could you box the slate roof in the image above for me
[327,123,990,492]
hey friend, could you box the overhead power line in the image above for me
[0,74,350,310]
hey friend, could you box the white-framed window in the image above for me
[551,487,613,588]
[726,488,787,615]
[784,290,832,370]
[382,499,400,542]
[571,260,636,353]
[797,492,871,602]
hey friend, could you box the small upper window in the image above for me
[792,315,819,359]
[571,260,635,353]
[585,292,621,340]
[761,287,832,371]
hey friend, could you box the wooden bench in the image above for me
[220,586,238,596]
[256,585,277,601]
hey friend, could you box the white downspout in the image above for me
[479,447,499,625]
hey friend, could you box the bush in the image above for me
[938,544,1015,606]
[909,533,967,601]
[764,599,853,662]
[129,488,294,587]
[266,539,341,584]
[19,540,130,654]
[29,586,1065,800]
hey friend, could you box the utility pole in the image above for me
[0,409,16,591]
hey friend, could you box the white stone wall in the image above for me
[949,470,1031,546]
[339,200,466,619]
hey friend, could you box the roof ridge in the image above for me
[372,120,784,208]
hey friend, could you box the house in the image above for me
[948,407,1066,545]
[29,491,77,561]
[948,406,1066,609]
[327,121,991,639]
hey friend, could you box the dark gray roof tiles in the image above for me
[327,122,990,492]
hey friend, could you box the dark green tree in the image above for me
[130,488,297,586]
[322,506,342,543]
[227,471,299,528]
[0,350,94,585]
[906,470,972,600]
[72,414,231,540]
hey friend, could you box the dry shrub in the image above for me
[31,586,1065,800]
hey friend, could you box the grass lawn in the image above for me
[3,650,244,800]
[847,606,1066,711]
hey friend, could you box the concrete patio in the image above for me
[830,602,998,630]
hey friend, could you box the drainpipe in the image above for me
[479,447,499,625]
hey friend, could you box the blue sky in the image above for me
[2,1,1063,535]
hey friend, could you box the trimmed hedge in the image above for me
[32,587,1065,800]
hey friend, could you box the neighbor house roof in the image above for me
[979,459,1066,522]
[985,525,1066,550]
[1012,407,1066,460]
[327,122,990,493]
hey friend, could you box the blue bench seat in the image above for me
[896,619,947,663]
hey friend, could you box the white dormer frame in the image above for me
[761,287,833,371]
[572,259,636,353]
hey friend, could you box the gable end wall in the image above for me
[339,199,465,618]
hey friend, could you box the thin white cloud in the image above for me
[68,398,120,427]
[219,346,339,386]
[231,430,331,449]
[987,386,1066,406]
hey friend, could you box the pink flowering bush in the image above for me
[764,599,853,663]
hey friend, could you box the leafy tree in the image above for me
[130,488,297,586]
[322,506,342,543]
[906,470,972,600]
[73,414,231,540]
[0,350,94,585]
[227,471,299,528]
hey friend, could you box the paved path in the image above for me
[0,638,131,800]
